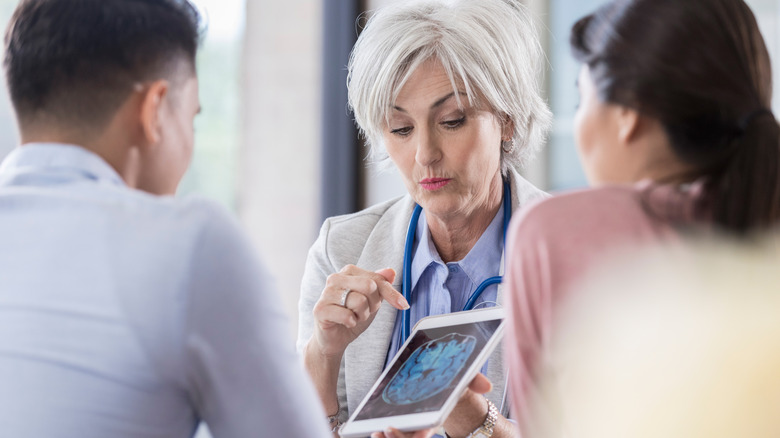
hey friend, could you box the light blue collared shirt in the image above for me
[0,144,330,438]
[385,202,504,368]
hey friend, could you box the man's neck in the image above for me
[20,128,138,190]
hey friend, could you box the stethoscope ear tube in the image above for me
[400,181,512,344]
[401,204,423,343]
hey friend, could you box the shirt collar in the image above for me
[409,201,505,292]
[0,143,125,187]
[410,209,443,293]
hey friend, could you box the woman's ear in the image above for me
[501,116,515,142]
[137,80,170,147]
[616,106,641,146]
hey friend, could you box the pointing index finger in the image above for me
[376,280,409,310]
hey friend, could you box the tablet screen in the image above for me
[354,317,502,420]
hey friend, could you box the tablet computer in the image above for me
[339,307,505,437]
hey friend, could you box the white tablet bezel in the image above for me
[339,307,506,438]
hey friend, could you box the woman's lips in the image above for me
[420,178,451,191]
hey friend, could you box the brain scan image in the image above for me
[352,318,501,421]
[382,333,477,405]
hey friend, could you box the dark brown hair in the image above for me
[4,0,202,130]
[571,0,780,234]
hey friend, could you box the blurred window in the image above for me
[178,0,245,209]
[546,0,780,191]
[747,0,780,113]
[546,0,608,191]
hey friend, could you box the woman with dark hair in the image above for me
[503,0,780,431]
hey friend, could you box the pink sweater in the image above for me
[503,182,701,430]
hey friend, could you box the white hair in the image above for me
[347,0,552,174]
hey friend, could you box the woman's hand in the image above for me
[442,373,515,437]
[304,265,409,419]
[370,427,437,438]
[370,374,495,438]
[310,265,409,358]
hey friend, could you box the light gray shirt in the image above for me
[0,144,330,438]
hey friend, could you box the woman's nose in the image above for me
[414,128,442,167]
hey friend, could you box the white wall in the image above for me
[238,0,323,339]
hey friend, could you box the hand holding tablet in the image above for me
[369,374,495,438]
[340,307,506,437]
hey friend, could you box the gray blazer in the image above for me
[297,169,548,423]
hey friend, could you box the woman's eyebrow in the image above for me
[392,91,467,113]
[431,92,456,109]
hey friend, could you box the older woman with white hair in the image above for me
[297,0,551,436]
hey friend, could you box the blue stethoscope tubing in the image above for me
[400,180,512,343]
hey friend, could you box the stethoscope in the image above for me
[400,180,512,344]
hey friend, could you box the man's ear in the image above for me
[138,80,170,147]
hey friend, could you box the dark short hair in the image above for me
[4,0,202,129]
[571,0,780,233]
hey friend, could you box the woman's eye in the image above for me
[441,116,466,129]
[390,126,413,136]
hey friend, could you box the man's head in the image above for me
[4,0,202,194]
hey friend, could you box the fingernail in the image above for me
[385,429,398,438]
[397,296,410,310]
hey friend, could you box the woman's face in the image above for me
[574,65,625,185]
[384,60,506,222]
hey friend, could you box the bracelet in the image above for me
[465,398,498,438]
[327,405,343,433]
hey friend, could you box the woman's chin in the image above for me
[416,197,463,220]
